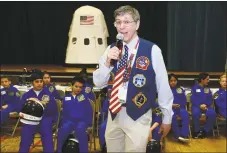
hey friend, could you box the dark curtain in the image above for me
[0,1,167,65]
[167,2,227,72]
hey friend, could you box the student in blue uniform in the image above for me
[79,68,96,102]
[214,73,226,118]
[57,77,93,153]
[169,73,190,142]
[19,72,58,153]
[147,100,162,152]
[43,71,61,100]
[191,72,216,138]
[0,76,21,125]
[99,94,109,152]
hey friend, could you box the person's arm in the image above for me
[152,45,173,125]
[206,89,213,107]
[93,46,113,88]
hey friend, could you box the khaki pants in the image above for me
[105,107,152,152]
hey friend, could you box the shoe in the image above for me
[197,130,205,138]
[178,136,190,143]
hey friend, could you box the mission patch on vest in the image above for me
[132,92,147,108]
[42,95,50,102]
[85,87,91,93]
[108,72,115,85]
[49,86,54,93]
[133,74,146,88]
[204,88,209,93]
[136,56,150,70]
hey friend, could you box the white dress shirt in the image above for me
[93,36,173,124]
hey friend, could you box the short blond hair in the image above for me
[219,73,226,82]
[114,5,140,22]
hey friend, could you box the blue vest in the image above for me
[108,38,157,121]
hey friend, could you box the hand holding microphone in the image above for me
[106,33,124,67]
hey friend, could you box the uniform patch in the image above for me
[65,97,71,101]
[136,56,150,70]
[133,74,146,88]
[213,93,219,99]
[85,87,91,93]
[77,94,85,102]
[49,86,54,93]
[204,88,209,93]
[16,91,20,97]
[42,95,50,102]
[176,88,182,94]
[1,91,6,95]
[132,92,147,108]
[8,91,14,96]
[152,107,163,116]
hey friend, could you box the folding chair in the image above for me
[87,99,96,151]
[56,89,65,100]
[0,90,26,137]
[213,99,226,137]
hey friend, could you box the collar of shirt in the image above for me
[123,35,139,58]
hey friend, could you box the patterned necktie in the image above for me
[109,45,128,114]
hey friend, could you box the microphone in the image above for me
[110,33,124,66]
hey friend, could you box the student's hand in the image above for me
[27,98,39,102]
[176,104,180,108]
[172,104,179,108]
[200,104,206,110]
[2,104,8,109]
[41,101,49,105]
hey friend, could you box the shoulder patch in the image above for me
[85,87,91,93]
[16,91,20,97]
[176,88,182,94]
[213,93,219,99]
[49,86,54,93]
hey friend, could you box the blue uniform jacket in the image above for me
[191,84,213,108]
[62,93,93,127]
[171,87,187,110]
[44,84,62,100]
[0,85,21,111]
[82,83,95,102]
[214,88,226,116]
[21,88,58,118]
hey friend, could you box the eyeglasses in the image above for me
[114,20,136,27]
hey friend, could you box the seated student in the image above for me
[99,91,110,153]
[0,76,21,125]
[43,71,62,100]
[19,71,58,153]
[168,73,190,142]
[57,77,93,153]
[214,73,226,118]
[147,100,163,153]
[79,68,96,102]
[191,72,216,138]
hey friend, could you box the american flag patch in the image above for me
[80,16,94,25]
